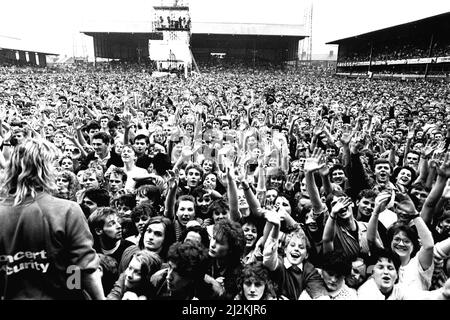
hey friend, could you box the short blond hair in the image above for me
[283,227,310,252]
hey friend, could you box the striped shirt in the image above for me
[430,240,449,290]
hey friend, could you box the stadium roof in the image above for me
[0,35,58,55]
[326,11,450,44]
[82,31,163,41]
[191,22,305,37]
[81,21,306,38]
[81,20,155,34]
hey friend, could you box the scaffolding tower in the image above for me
[150,0,199,75]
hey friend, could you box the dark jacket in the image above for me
[105,240,134,266]
[79,150,123,171]
[0,192,99,299]
[206,258,242,300]
[274,258,326,300]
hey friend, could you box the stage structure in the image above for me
[81,0,306,73]
[150,0,195,74]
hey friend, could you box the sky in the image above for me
[0,0,449,58]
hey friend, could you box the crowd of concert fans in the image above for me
[339,42,450,63]
[0,61,449,300]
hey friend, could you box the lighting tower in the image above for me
[302,1,313,62]
[152,0,194,73]
[307,3,313,62]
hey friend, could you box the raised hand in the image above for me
[330,197,353,217]
[235,165,247,184]
[73,117,84,130]
[166,169,179,189]
[421,140,436,159]
[313,120,325,137]
[435,141,447,157]
[225,163,233,178]
[64,125,77,140]
[374,191,392,214]
[265,209,281,227]
[304,147,326,173]
[339,125,354,146]
[217,169,227,188]
[395,197,418,219]
[431,142,445,167]
[406,124,415,140]
[122,113,133,129]
[436,152,450,178]
[284,173,298,191]
[428,158,440,171]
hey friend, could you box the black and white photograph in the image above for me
[0,0,450,306]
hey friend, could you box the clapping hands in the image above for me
[374,191,392,214]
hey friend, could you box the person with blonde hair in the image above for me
[262,210,327,300]
[0,138,105,300]
[54,170,80,201]
[107,250,162,300]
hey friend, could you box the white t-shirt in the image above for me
[124,166,149,192]
[398,254,434,291]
